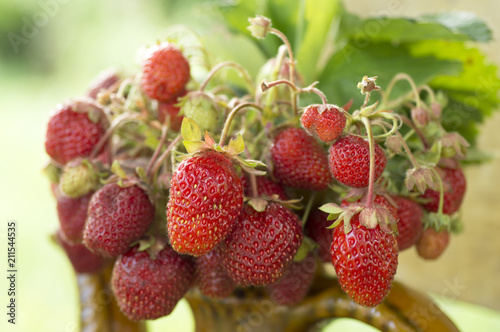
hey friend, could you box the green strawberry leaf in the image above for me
[111,160,127,179]
[295,0,340,82]
[339,12,492,44]
[181,117,202,142]
[183,140,207,155]
[319,203,344,216]
[144,128,160,150]
[135,167,148,183]
[227,133,245,155]
[318,42,462,108]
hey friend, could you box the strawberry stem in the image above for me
[199,61,255,95]
[301,193,316,228]
[269,27,298,114]
[396,130,422,170]
[244,148,259,198]
[362,92,371,109]
[219,102,262,146]
[418,85,436,104]
[361,117,376,208]
[400,115,429,149]
[146,125,169,178]
[261,79,297,92]
[299,82,328,106]
[382,73,422,110]
[430,167,445,216]
[90,113,139,159]
[150,134,182,181]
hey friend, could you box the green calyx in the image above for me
[180,118,266,174]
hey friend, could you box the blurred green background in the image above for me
[1,0,499,331]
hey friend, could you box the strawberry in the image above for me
[112,243,194,321]
[59,159,97,198]
[331,213,398,307]
[244,175,287,200]
[56,231,106,274]
[416,228,449,260]
[157,89,187,131]
[267,253,317,306]
[271,127,331,191]
[45,101,107,165]
[141,43,190,102]
[83,183,155,257]
[167,150,243,256]
[393,196,423,251]
[222,203,303,286]
[328,135,387,188]
[195,248,236,298]
[87,68,120,99]
[301,104,346,143]
[57,191,93,244]
[180,92,220,132]
[422,167,466,215]
[305,209,332,262]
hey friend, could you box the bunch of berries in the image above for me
[45,17,468,322]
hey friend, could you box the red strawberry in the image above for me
[87,69,120,99]
[222,203,303,286]
[57,191,93,244]
[56,231,106,274]
[141,43,190,102]
[83,183,155,257]
[244,175,287,200]
[422,167,466,215]
[195,248,236,298]
[45,101,107,165]
[393,196,423,251]
[157,89,187,131]
[416,228,449,260]
[331,213,398,307]
[305,209,332,262]
[267,254,317,306]
[301,104,346,143]
[271,127,331,191]
[167,151,243,256]
[112,244,194,321]
[328,135,387,188]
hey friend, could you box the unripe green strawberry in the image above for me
[59,159,97,198]
[180,93,220,133]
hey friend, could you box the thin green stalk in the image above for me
[361,117,375,208]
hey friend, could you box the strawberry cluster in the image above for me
[45,18,469,322]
